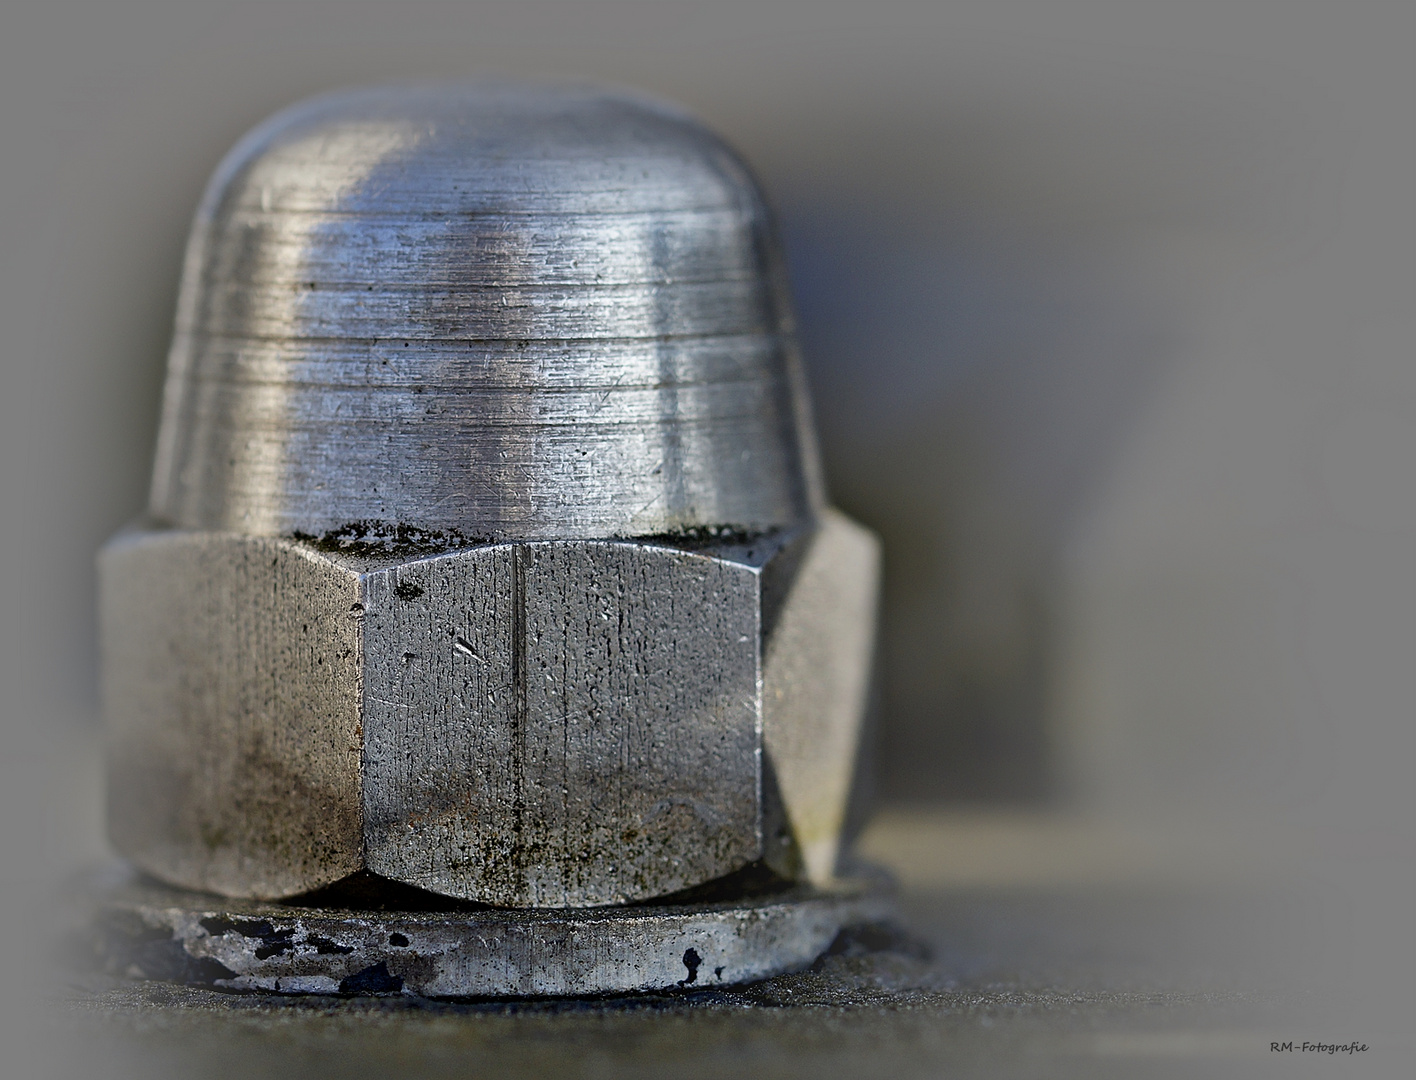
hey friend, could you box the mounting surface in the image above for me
[96,872,891,998]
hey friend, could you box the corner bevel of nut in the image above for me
[101,513,877,907]
[102,529,366,901]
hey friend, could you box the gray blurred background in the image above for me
[1,0,1411,1066]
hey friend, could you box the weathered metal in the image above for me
[106,514,876,905]
[101,84,879,925]
[95,870,891,997]
[147,83,822,541]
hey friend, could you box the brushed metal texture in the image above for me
[102,530,365,900]
[101,519,876,905]
[148,84,823,541]
[360,540,763,906]
[104,84,878,913]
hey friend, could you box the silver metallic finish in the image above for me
[103,531,365,900]
[360,539,763,906]
[103,514,877,905]
[96,871,890,998]
[762,511,880,883]
[104,84,880,927]
[149,84,822,541]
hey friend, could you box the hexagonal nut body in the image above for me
[102,510,878,906]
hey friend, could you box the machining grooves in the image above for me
[99,82,883,994]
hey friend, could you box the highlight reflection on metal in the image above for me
[103,84,881,964]
[149,83,822,541]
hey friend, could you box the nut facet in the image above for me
[103,84,878,908]
[104,517,876,904]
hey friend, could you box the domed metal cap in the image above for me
[149,83,823,543]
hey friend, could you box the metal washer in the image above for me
[97,871,892,998]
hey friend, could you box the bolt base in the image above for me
[94,870,892,997]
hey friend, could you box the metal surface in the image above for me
[67,859,1317,1079]
[149,83,823,542]
[104,513,877,904]
[102,84,879,915]
[63,813,1341,1078]
[94,870,890,998]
